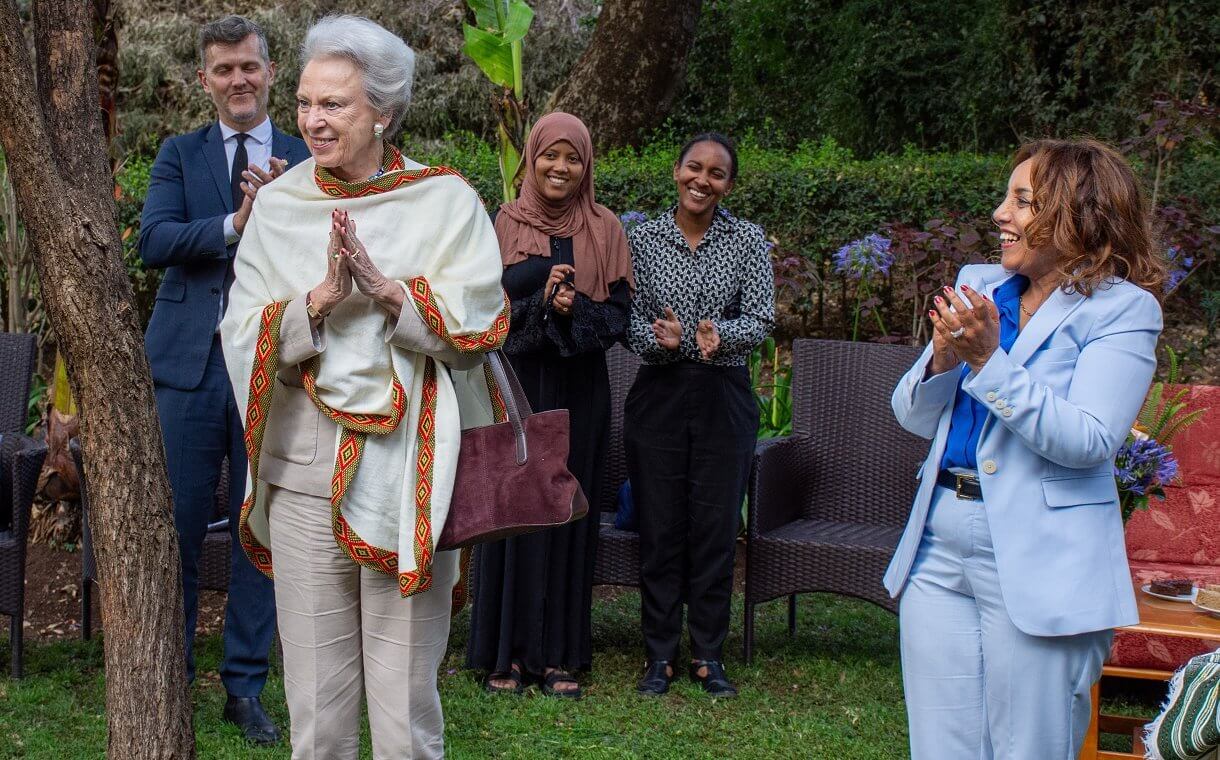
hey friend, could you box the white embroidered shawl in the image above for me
[220,149,507,598]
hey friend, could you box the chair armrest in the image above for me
[3,433,48,543]
[748,435,809,536]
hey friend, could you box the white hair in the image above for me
[301,15,416,137]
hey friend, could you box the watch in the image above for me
[305,292,326,320]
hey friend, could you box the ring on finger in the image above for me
[950,327,966,339]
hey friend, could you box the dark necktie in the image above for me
[230,133,249,211]
[223,133,250,317]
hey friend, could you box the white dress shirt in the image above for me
[220,116,274,245]
[218,117,273,329]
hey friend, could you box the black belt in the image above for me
[937,470,982,501]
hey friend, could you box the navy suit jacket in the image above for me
[139,122,309,391]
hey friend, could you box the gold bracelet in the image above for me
[306,293,325,320]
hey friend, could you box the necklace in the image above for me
[1019,295,1035,317]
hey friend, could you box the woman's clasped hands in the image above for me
[928,284,1000,374]
[543,264,576,317]
[308,209,405,318]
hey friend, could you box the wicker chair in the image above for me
[744,338,927,662]
[0,331,43,677]
[592,343,643,587]
[73,441,233,639]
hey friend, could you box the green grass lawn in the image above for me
[0,591,1162,758]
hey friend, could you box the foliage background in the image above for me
[115,0,598,157]
[670,0,1218,155]
[10,0,1220,380]
[114,134,1220,362]
[114,1,1218,156]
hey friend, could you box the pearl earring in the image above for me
[373,123,384,138]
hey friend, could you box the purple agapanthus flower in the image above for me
[833,234,894,280]
[1165,245,1194,294]
[619,211,648,233]
[1114,438,1179,497]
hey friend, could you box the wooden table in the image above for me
[1079,581,1220,759]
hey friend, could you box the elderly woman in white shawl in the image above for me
[220,15,506,759]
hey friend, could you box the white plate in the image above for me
[1192,590,1220,618]
[1141,583,1196,603]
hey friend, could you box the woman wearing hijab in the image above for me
[466,112,633,699]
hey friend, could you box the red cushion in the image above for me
[1110,629,1215,671]
[1115,386,1220,670]
[1165,385,1220,486]
[1124,384,1220,564]
[1125,484,1220,565]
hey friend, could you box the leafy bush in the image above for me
[115,135,1220,343]
[114,0,595,156]
[669,0,1217,155]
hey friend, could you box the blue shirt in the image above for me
[940,275,1028,470]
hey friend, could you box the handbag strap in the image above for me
[485,350,533,465]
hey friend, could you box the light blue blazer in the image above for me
[884,264,1162,637]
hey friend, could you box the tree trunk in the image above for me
[0,1,194,757]
[549,0,702,149]
[93,0,118,149]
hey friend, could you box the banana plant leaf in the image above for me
[467,0,534,43]
[462,25,515,89]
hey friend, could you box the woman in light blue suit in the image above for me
[887,138,1168,759]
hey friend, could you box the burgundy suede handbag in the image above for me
[437,350,589,551]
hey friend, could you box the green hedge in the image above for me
[115,135,1220,333]
[117,134,1015,270]
[405,134,1011,256]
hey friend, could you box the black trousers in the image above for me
[624,361,758,662]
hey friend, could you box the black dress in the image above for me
[466,235,630,675]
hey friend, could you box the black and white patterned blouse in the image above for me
[627,207,774,367]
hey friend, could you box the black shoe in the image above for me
[223,695,281,746]
[636,660,673,697]
[689,660,738,698]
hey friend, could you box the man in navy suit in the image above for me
[139,15,308,745]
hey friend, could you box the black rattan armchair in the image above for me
[592,343,642,587]
[0,331,42,677]
[73,441,233,639]
[744,338,926,662]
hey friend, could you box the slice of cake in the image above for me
[1150,578,1194,597]
[1195,587,1220,608]
[1197,585,1220,609]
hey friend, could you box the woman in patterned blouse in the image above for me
[625,133,775,698]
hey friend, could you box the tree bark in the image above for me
[549,0,702,149]
[0,1,194,757]
[93,0,118,149]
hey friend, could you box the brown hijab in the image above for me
[494,112,634,301]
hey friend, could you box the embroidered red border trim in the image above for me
[237,302,287,578]
[407,276,511,354]
[313,143,468,199]
[236,300,444,599]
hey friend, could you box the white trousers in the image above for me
[267,483,456,760]
[899,486,1113,760]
